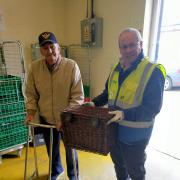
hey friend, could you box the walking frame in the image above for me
[24,122,78,180]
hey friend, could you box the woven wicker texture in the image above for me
[61,106,115,155]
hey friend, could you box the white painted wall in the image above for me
[0,0,65,71]
[0,0,148,97]
[64,0,146,97]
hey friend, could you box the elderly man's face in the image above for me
[118,32,142,63]
[40,43,60,65]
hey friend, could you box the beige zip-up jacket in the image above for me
[24,57,84,125]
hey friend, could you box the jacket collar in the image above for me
[117,50,145,72]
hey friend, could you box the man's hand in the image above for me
[24,114,34,125]
[107,110,124,125]
[56,120,63,131]
[82,102,95,107]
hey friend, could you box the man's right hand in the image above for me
[24,114,34,125]
[82,102,95,107]
[107,110,124,125]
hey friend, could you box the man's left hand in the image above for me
[107,110,124,125]
[82,102,95,107]
[56,120,63,131]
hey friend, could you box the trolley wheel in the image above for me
[17,148,22,157]
[0,155,2,164]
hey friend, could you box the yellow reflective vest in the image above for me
[108,57,166,129]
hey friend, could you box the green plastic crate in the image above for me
[0,75,23,103]
[0,101,25,117]
[0,130,28,151]
[0,122,27,138]
[0,112,27,151]
[0,75,21,80]
[0,113,26,124]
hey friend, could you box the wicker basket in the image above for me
[61,106,115,155]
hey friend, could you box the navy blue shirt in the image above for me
[93,52,165,143]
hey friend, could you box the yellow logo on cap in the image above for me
[42,33,50,39]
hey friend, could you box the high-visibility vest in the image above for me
[108,57,166,128]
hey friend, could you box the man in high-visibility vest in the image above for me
[88,28,166,180]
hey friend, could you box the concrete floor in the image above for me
[1,90,180,180]
[146,89,180,180]
[0,144,180,180]
[149,90,180,159]
[146,147,180,180]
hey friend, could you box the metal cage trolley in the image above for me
[24,122,55,180]
[24,122,78,180]
[0,41,27,164]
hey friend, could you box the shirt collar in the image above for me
[46,56,61,72]
[117,50,145,72]
[130,50,144,68]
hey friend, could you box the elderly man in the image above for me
[89,28,166,180]
[24,32,84,180]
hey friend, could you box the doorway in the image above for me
[147,0,180,160]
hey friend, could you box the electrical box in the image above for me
[81,17,103,47]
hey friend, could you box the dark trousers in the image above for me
[40,118,78,180]
[110,139,148,180]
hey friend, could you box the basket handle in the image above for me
[61,112,75,123]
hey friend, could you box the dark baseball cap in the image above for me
[38,32,58,47]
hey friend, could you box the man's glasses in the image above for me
[119,41,140,50]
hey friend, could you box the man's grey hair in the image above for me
[119,28,143,42]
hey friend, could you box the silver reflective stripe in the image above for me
[134,63,154,104]
[118,119,155,128]
[108,60,156,128]
[109,70,116,84]
[116,100,138,109]
[115,62,155,109]
[108,99,115,106]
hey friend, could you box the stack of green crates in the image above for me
[0,75,28,151]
